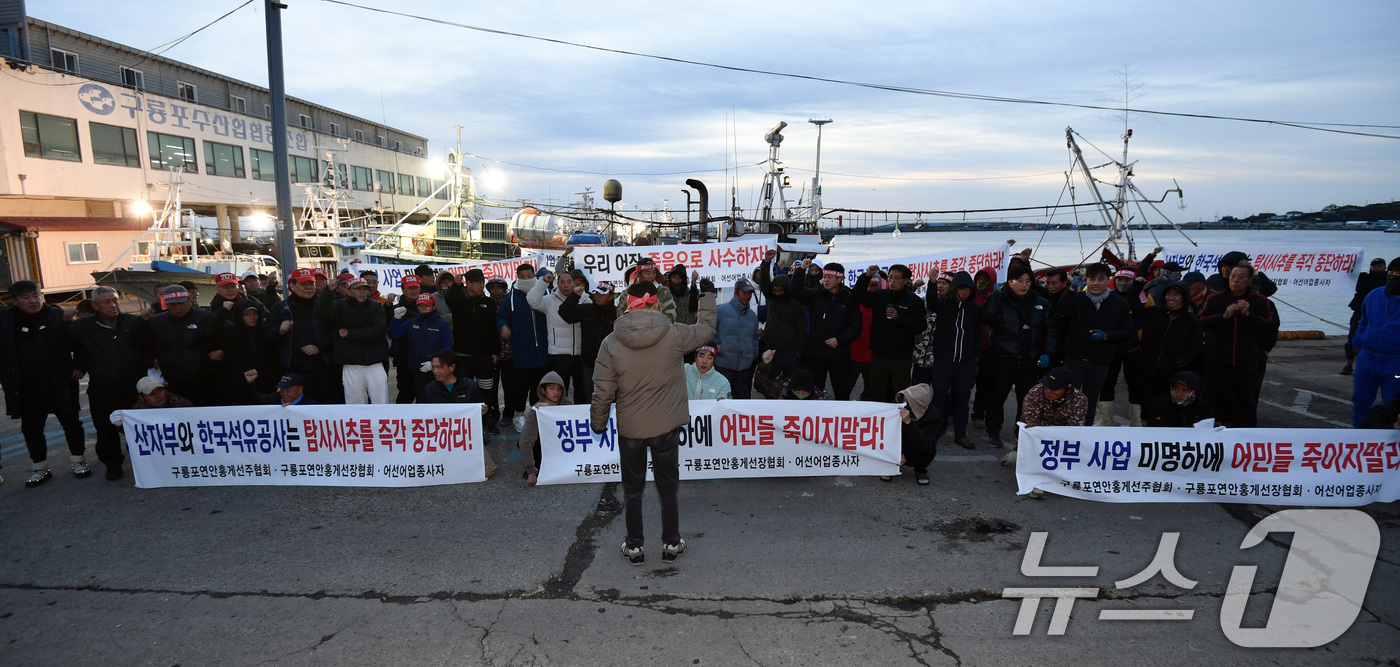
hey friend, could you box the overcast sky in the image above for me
[28,0,1400,223]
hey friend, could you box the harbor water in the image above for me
[821,228,1400,336]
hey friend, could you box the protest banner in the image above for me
[843,243,1010,287]
[570,238,775,288]
[123,404,488,488]
[1015,423,1400,506]
[1160,245,1363,293]
[535,400,901,485]
[361,255,546,291]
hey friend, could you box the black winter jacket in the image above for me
[144,306,219,386]
[273,293,331,372]
[852,273,928,360]
[1199,288,1277,370]
[1051,289,1134,365]
[1138,289,1204,378]
[441,284,499,356]
[980,285,1055,369]
[424,377,484,404]
[558,293,617,365]
[788,273,862,360]
[71,312,151,394]
[925,272,982,363]
[314,290,388,366]
[756,262,808,354]
[0,304,77,415]
[211,299,281,402]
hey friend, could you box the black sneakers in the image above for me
[916,470,930,485]
[987,432,1005,449]
[662,539,686,563]
[621,542,644,566]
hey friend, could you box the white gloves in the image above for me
[419,361,433,373]
[109,410,123,426]
[394,306,407,320]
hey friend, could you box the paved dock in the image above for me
[0,336,1394,665]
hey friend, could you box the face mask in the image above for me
[1173,390,1196,407]
[1388,275,1400,295]
[1160,271,1181,282]
[515,278,536,292]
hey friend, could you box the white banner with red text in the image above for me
[535,400,901,485]
[842,243,1011,288]
[570,239,775,288]
[1015,423,1400,506]
[124,405,488,488]
[360,255,548,292]
[1160,244,1363,293]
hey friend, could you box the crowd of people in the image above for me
[0,245,1396,499]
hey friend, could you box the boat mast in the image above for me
[1065,127,1128,259]
[758,121,790,233]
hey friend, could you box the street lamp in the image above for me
[809,119,832,225]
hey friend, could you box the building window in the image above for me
[231,96,246,114]
[297,114,311,129]
[377,135,385,147]
[263,104,271,118]
[351,166,373,191]
[417,176,431,198]
[147,132,197,172]
[120,67,144,90]
[394,140,403,151]
[203,140,245,178]
[433,180,450,200]
[375,169,394,194]
[20,111,81,162]
[398,173,415,197]
[177,82,197,103]
[354,129,365,142]
[329,122,339,136]
[250,149,276,181]
[90,123,140,167]
[51,48,78,73]
[66,242,100,265]
[289,155,318,184]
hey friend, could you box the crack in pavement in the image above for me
[539,481,623,598]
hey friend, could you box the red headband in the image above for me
[697,345,718,357]
[627,293,658,310]
[823,269,842,279]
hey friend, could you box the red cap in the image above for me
[290,268,316,283]
[312,268,328,278]
[416,293,435,307]
[400,275,421,288]
[1114,268,1136,279]
[347,277,367,289]
[216,272,238,286]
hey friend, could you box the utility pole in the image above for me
[265,1,296,275]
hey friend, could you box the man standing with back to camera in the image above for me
[592,279,716,566]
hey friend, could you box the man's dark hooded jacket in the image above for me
[788,266,861,360]
[925,271,981,363]
[1145,371,1215,427]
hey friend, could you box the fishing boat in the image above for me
[91,168,280,303]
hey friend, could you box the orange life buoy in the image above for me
[413,231,434,256]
